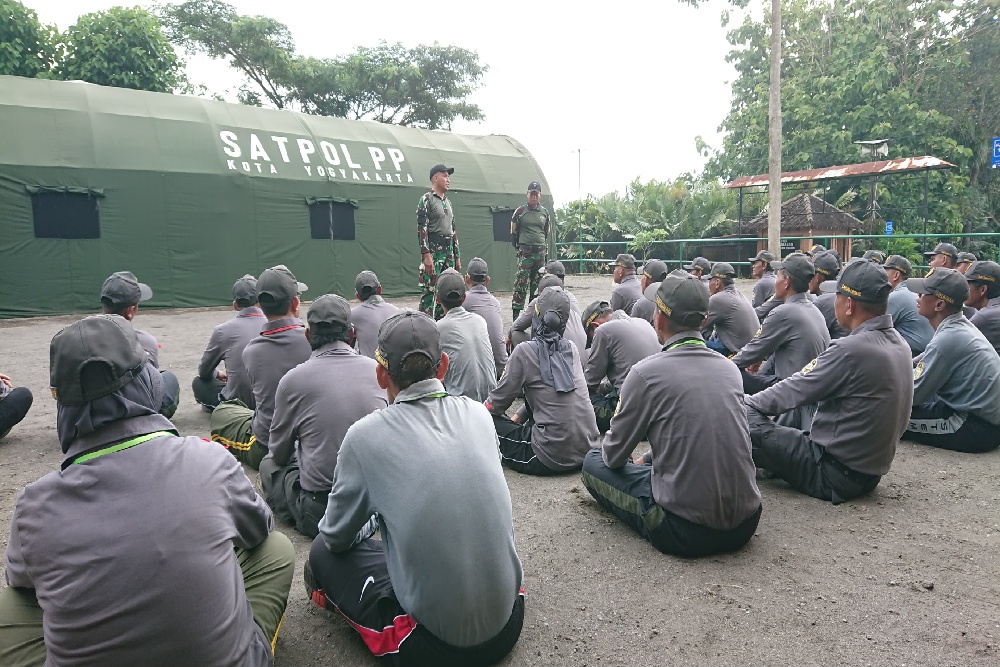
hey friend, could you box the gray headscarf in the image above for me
[56,363,163,454]
[529,304,576,393]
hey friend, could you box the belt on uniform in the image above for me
[302,488,331,503]
[427,232,453,245]
[821,451,879,486]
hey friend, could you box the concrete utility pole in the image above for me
[767,0,782,256]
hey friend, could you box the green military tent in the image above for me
[0,75,553,318]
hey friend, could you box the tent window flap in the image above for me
[309,201,356,240]
[31,191,101,239]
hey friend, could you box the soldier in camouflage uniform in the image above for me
[417,164,461,320]
[510,181,551,319]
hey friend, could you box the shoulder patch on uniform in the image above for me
[753,325,762,339]
[799,358,818,375]
[913,361,924,380]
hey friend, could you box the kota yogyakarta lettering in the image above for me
[218,131,414,184]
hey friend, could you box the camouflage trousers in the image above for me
[418,243,456,320]
[512,245,546,312]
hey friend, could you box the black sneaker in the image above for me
[303,560,327,610]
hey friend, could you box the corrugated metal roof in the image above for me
[724,156,956,189]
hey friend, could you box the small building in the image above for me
[744,193,861,259]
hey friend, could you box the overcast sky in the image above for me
[28,0,741,205]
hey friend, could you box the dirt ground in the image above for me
[1,274,999,666]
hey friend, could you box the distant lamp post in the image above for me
[573,148,583,273]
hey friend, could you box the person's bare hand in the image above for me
[0,374,12,389]
[216,370,228,382]
[505,335,514,355]
[422,254,435,275]
[746,362,762,374]
[511,413,523,425]
[455,258,461,272]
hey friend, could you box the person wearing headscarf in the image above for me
[0,315,294,667]
[486,287,599,475]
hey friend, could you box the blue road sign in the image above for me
[885,220,893,235]
[993,137,1000,169]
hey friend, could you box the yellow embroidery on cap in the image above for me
[913,361,924,380]
[841,284,862,297]
[655,295,672,316]
[374,347,389,370]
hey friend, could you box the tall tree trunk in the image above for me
[768,0,783,256]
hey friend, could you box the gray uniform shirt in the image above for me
[197,306,266,406]
[747,315,913,476]
[630,291,656,326]
[242,316,312,447]
[814,292,850,340]
[601,334,761,530]
[970,297,1000,356]
[887,283,934,354]
[584,313,661,390]
[487,340,599,471]
[463,285,508,373]
[511,294,587,370]
[913,313,1000,424]
[752,270,777,307]
[438,307,497,402]
[610,274,642,315]
[754,295,782,322]
[267,341,387,492]
[705,285,759,352]
[730,292,831,379]
[5,414,275,667]
[135,328,159,368]
[318,380,522,647]
[351,296,401,360]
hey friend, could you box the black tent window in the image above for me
[491,207,514,243]
[31,191,101,239]
[309,201,356,240]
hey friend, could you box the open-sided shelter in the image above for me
[0,76,552,318]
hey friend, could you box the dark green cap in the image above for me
[683,257,712,273]
[820,258,891,303]
[435,268,467,305]
[654,270,709,328]
[375,310,441,373]
[582,300,613,329]
[642,259,668,282]
[771,252,816,285]
[905,267,969,306]
[49,315,147,405]
[307,294,352,332]
[883,255,912,275]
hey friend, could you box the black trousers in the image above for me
[747,405,881,504]
[259,456,330,538]
[191,376,226,409]
[581,449,762,558]
[906,399,1000,453]
[307,538,524,667]
[159,370,180,419]
[740,368,781,395]
[0,387,32,439]
[491,415,561,476]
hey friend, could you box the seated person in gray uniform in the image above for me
[351,270,400,359]
[582,271,762,558]
[808,251,849,340]
[538,259,581,311]
[487,287,600,475]
[730,253,831,408]
[463,257,509,378]
[683,256,712,281]
[211,265,311,471]
[0,372,32,440]
[748,261,913,503]
[630,259,668,325]
[956,252,977,274]
[704,262,759,356]
[904,268,1000,453]
[582,300,660,433]
[965,260,1000,355]
[260,294,387,539]
[435,269,497,402]
[749,250,777,308]
[609,254,643,315]
[305,311,525,666]
[192,274,265,411]
[924,242,958,269]
[508,274,588,367]
[100,271,180,418]
[883,255,935,355]
[0,315,294,667]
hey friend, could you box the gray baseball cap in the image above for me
[49,314,147,405]
[232,274,257,302]
[812,251,841,279]
[643,281,662,302]
[538,274,562,291]
[642,259,668,282]
[806,243,827,257]
[654,270,709,327]
[771,253,816,285]
[820,258,891,303]
[257,265,307,304]
[535,285,572,328]
[375,310,441,373]
[964,260,1000,285]
[467,257,489,281]
[883,255,912,275]
[683,257,712,273]
[540,260,566,278]
[582,300,613,329]
[307,294,352,333]
[355,271,381,299]
[862,250,886,264]
[957,252,977,266]
[749,250,776,264]
[710,262,737,281]
[435,268,466,305]
[905,267,969,306]
[608,254,636,270]
[923,242,958,260]
[101,271,152,307]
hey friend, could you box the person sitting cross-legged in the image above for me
[0,373,32,440]
[351,270,400,360]
[487,286,599,475]
[305,311,525,666]
[747,261,914,503]
[435,269,497,402]
[582,271,762,558]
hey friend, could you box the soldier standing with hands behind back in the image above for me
[418,164,461,320]
[510,181,551,319]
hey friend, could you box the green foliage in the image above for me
[57,7,180,92]
[0,0,55,77]
[159,1,487,128]
[708,0,998,246]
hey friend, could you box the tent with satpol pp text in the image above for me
[0,75,553,318]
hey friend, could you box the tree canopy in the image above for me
[0,0,53,78]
